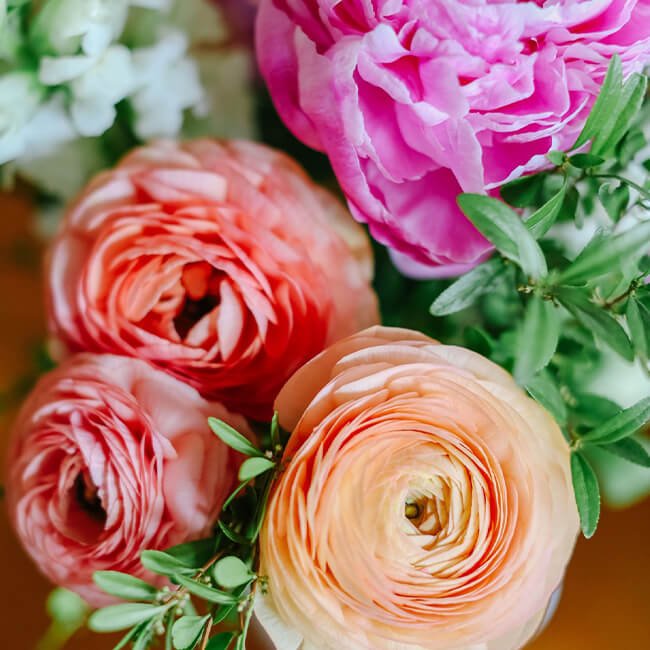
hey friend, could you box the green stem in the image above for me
[591,173,650,201]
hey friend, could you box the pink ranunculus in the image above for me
[257,326,579,650]
[256,0,650,276]
[47,139,379,419]
[6,354,250,605]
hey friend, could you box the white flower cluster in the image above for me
[1,0,255,200]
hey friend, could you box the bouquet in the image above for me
[2,1,650,649]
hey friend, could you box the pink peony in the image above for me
[257,0,650,276]
[47,139,378,419]
[6,354,250,605]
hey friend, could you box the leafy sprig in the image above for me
[89,416,285,650]
[430,55,650,538]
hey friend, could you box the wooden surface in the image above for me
[0,191,648,649]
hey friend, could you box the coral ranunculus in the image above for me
[257,0,650,276]
[47,139,378,419]
[258,327,579,650]
[6,354,250,605]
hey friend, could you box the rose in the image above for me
[47,139,379,419]
[6,353,250,605]
[257,0,650,277]
[257,326,578,650]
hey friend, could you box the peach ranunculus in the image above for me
[6,353,250,606]
[47,139,379,420]
[258,326,579,650]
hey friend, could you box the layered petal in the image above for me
[257,0,650,276]
[260,326,579,650]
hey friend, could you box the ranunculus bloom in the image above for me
[257,0,650,276]
[6,353,250,605]
[258,327,578,650]
[47,139,378,419]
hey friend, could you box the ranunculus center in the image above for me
[74,472,106,524]
[173,262,223,339]
[405,481,451,536]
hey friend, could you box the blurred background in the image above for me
[0,190,648,648]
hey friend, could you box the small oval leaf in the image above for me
[238,457,276,482]
[93,572,158,601]
[88,604,168,633]
[570,452,601,539]
[212,556,254,590]
[172,615,210,650]
[208,418,261,457]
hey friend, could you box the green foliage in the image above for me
[91,417,283,650]
[430,258,506,317]
[212,557,254,590]
[88,604,169,633]
[208,418,262,457]
[93,573,158,601]
[457,194,547,279]
[514,296,560,385]
[171,616,210,650]
[571,452,601,539]
[421,55,650,539]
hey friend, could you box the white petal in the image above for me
[254,593,304,650]
[39,55,96,85]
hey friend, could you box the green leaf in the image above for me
[570,452,601,538]
[573,393,622,428]
[140,550,196,578]
[457,194,547,279]
[559,220,650,285]
[525,370,568,426]
[514,296,561,385]
[573,55,623,150]
[222,480,252,511]
[581,397,650,444]
[93,572,158,601]
[208,418,261,457]
[430,258,506,316]
[113,622,149,650]
[626,298,649,359]
[172,615,210,650]
[238,457,276,482]
[88,604,168,633]
[500,173,544,208]
[212,557,254,590]
[600,437,650,468]
[598,183,630,222]
[557,289,633,361]
[217,520,251,545]
[525,178,567,239]
[212,603,238,625]
[133,625,154,650]
[592,72,648,155]
[270,411,281,448]
[547,151,567,166]
[165,539,216,570]
[568,153,605,169]
[206,632,236,650]
[172,575,239,605]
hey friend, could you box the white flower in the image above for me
[0,72,45,164]
[31,0,130,57]
[130,30,204,139]
[39,45,137,136]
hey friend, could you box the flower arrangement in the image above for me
[1,2,649,650]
